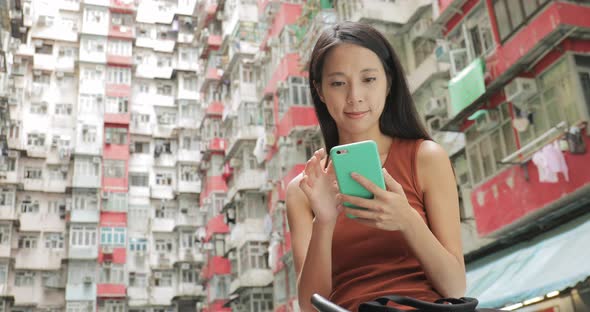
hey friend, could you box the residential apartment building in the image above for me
[1,0,590,312]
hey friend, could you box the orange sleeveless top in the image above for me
[329,137,441,311]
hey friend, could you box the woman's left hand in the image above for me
[336,168,417,232]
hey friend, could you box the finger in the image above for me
[304,158,315,179]
[337,194,380,212]
[326,160,335,176]
[311,156,322,178]
[350,217,378,228]
[344,207,379,221]
[383,168,404,195]
[351,172,387,197]
[299,176,313,198]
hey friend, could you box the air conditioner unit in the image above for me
[101,191,109,200]
[504,77,537,106]
[7,150,18,158]
[56,71,64,78]
[425,95,448,116]
[475,110,499,132]
[216,11,223,21]
[129,143,135,153]
[83,276,93,284]
[277,81,287,90]
[34,40,44,47]
[181,263,190,270]
[33,70,42,76]
[410,18,432,39]
[105,135,112,144]
[229,158,241,167]
[154,272,162,278]
[93,156,101,163]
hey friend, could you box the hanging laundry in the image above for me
[531,142,569,183]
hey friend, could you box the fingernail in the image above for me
[350,172,358,177]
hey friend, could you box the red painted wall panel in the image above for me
[98,247,126,264]
[471,136,590,235]
[205,214,229,241]
[264,53,307,96]
[100,212,127,227]
[97,283,126,297]
[277,106,317,137]
[201,176,228,205]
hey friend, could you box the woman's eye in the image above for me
[364,77,377,83]
[330,81,345,87]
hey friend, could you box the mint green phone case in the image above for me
[330,140,386,218]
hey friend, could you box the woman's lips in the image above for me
[344,111,368,119]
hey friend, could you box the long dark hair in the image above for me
[309,21,431,158]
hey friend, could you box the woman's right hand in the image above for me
[298,148,343,226]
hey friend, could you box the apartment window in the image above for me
[129,172,149,187]
[107,40,132,56]
[154,271,173,287]
[0,264,7,285]
[0,189,14,206]
[155,204,175,219]
[156,84,173,95]
[239,241,269,272]
[156,56,172,67]
[100,227,126,246]
[181,266,197,283]
[105,97,128,113]
[238,102,260,127]
[30,102,48,114]
[493,0,550,41]
[154,141,172,154]
[0,225,11,244]
[251,290,274,312]
[128,273,147,287]
[24,167,43,180]
[105,127,127,145]
[107,67,131,84]
[103,160,125,178]
[467,6,495,57]
[157,112,176,125]
[48,165,67,180]
[67,302,93,312]
[241,65,254,83]
[154,173,173,186]
[238,195,265,222]
[79,94,102,114]
[211,275,230,301]
[18,235,38,249]
[35,43,53,54]
[100,265,125,284]
[103,192,127,211]
[85,9,103,23]
[183,76,197,91]
[154,239,173,252]
[55,103,73,115]
[45,233,64,249]
[14,271,35,287]
[75,159,99,177]
[129,205,149,222]
[85,39,105,53]
[180,165,198,182]
[180,232,195,248]
[129,238,147,251]
[58,46,75,58]
[73,193,98,211]
[27,133,45,146]
[70,225,97,247]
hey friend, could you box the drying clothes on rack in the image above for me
[531,141,569,183]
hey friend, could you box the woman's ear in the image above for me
[313,80,325,102]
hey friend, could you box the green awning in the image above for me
[448,58,486,118]
[467,109,488,121]
[466,213,590,308]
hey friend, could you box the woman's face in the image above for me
[317,43,389,137]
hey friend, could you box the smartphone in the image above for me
[330,140,385,218]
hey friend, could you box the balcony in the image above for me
[135,64,174,80]
[104,112,131,125]
[196,0,218,32]
[149,286,175,306]
[14,248,65,270]
[177,248,205,264]
[201,256,230,280]
[44,177,69,193]
[150,252,175,269]
[199,33,222,59]
[176,211,205,228]
[0,245,11,258]
[226,125,264,160]
[205,100,224,117]
[25,144,48,158]
[33,53,56,71]
[97,284,126,298]
[0,170,19,185]
[407,53,450,94]
[263,54,302,96]
[205,215,229,242]
[154,152,177,167]
[151,217,175,233]
[23,178,44,192]
[177,179,202,194]
[228,219,266,250]
[176,283,205,298]
[177,148,202,163]
[66,283,97,301]
[107,54,133,67]
[128,286,148,306]
[20,211,65,232]
[110,0,136,12]
[134,91,175,107]
[56,57,76,73]
[150,185,175,200]
[227,169,266,201]
[109,24,135,39]
[12,285,43,306]
[70,209,100,223]
[68,245,99,259]
[229,268,273,294]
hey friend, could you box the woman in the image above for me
[286,22,466,312]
